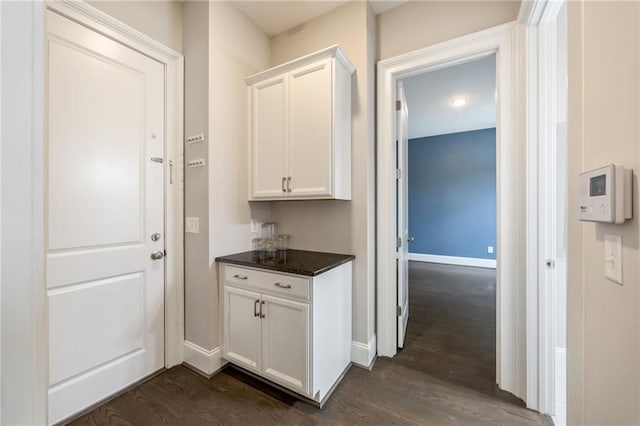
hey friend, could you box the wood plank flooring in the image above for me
[69,262,550,425]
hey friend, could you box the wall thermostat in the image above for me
[579,164,633,224]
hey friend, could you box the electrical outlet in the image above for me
[185,217,200,233]
[186,133,205,144]
[187,158,205,168]
[487,246,494,254]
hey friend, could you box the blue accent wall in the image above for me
[408,128,496,259]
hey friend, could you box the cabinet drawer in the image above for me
[224,265,310,301]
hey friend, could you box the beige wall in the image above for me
[182,0,211,349]
[376,0,520,60]
[206,2,272,350]
[270,1,377,350]
[89,1,183,53]
[567,1,640,424]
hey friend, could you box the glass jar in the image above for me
[277,234,289,251]
[265,239,277,258]
[252,238,265,251]
[262,222,276,241]
[252,238,265,261]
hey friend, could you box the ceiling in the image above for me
[231,0,407,37]
[403,54,497,139]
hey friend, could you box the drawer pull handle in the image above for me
[254,299,260,317]
[274,282,292,289]
[260,301,266,318]
[233,274,248,280]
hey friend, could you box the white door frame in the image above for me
[3,1,184,422]
[46,0,185,371]
[1,2,47,424]
[519,0,566,415]
[376,22,529,400]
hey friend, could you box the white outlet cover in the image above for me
[604,233,622,284]
[185,217,200,234]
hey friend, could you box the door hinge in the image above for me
[397,305,402,316]
[396,168,402,179]
[396,100,402,111]
[396,237,402,249]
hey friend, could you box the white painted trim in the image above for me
[408,253,497,269]
[376,21,527,401]
[183,342,226,377]
[45,1,185,371]
[0,4,3,419]
[351,335,377,368]
[519,0,566,414]
[245,44,355,85]
[1,2,48,424]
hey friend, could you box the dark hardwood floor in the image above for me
[69,262,550,426]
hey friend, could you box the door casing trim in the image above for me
[376,21,528,401]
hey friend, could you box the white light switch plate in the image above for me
[604,234,622,284]
[185,217,200,234]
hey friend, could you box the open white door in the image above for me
[397,82,409,348]
[46,10,166,424]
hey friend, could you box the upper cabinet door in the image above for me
[246,45,354,201]
[251,76,287,199]
[287,59,333,198]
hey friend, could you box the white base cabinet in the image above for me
[220,261,352,405]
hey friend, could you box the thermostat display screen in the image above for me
[590,174,606,197]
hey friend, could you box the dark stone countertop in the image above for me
[215,249,355,277]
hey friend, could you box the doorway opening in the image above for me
[394,54,513,400]
[377,22,527,401]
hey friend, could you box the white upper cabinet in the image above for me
[246,45,354,201]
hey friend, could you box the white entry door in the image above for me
[46,10,165,424]
[397,82,409,348]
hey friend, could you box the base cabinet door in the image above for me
[260,294,310,395]
[223,286,262,374]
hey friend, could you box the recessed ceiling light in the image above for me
[451,97,468,107]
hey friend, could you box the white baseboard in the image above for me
[183,341,226,376]
[408,253,497,269]
[351,335,376,369]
